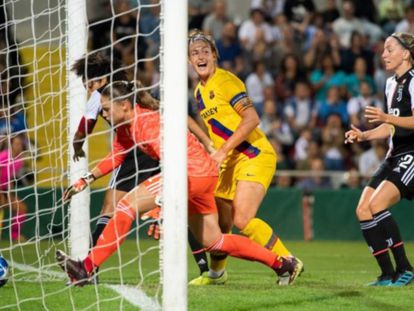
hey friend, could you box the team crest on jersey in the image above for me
[209,90,215,99]
[396,83,404,102]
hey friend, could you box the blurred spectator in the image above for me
[296,140,321,171]
[310,54,347,102]
[0,134,27,242]
[295,157,332,191]
[294,127,312,163]
[300,12,326,52]
[271,13,297,63]
[216,21,244,76]
[340,167,362,189]
[268,136,293,169]
[339,31,375,75]
[0,104,28,150]
[283,0,315,24]
[260,98,294,151]
[274,53,304,102]
[140,0,161,58]
[238,8,273,52]
[332,0,365,48]
[303,29,341,70]
[345,57,376,97]
[378,0,405,35]
[251,0,285,20]
[395,5,414,34]
[88,1,112,52]
[137,59,160,97]
[321,114,346,171]
[347,80,383,129]
[284,80,316,135]
[275,173,293,188]
[358,140,387,183]
[202,0,230,41]
[188,0,214,30]
[353,0,378,23]
[112,0,142,68]
[315,86,348,126]
[321,0,340,25]
[245,60,273,116]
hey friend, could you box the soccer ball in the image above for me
[0,256,9,288]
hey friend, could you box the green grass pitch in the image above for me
[1,240,413,310]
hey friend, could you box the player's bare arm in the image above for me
[366,106,414,129]
[345,123,393,144]
[188,116,215,153]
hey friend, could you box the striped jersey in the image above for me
[194,68,274,159]
[384,68,414,157]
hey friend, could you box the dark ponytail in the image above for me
[101,80,160,110]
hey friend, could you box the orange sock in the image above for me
[207,234,282,270]
[85,198,135,270]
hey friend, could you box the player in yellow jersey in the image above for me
[188,30,304,285]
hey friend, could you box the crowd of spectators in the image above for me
[90,0,414,190]
[87,0,414,191]
[185,0,412,191]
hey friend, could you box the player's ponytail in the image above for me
[132,80,160,110]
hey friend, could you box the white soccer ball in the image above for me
[0,256,9,288]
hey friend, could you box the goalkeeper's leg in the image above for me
[199,183,301,285]
[188,228,209,275]
[91,189,126,247]
[188,212,300,286]
[84,183,157,271]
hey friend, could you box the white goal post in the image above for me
[0,0,188,309]
[161,0,188,309]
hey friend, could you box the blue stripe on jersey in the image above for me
[208,118,260,158]
[230,92,248,107]
[196,89,206,111]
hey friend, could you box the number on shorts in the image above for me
[399,154,414,169]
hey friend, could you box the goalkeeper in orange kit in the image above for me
[56,82,302,287]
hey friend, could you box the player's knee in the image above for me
[101,201,116,216]
[367,198,387,215]
[355,203,371,220]
[233,215,251,231]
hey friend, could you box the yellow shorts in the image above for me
[215,151,276,200]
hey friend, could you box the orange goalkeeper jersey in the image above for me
[96,105,218,178]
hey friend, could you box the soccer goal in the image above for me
[0,0,187,310]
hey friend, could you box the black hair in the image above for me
[71,51,127,82]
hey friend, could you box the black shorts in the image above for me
[109,147,160,192]
[367,153,414,200]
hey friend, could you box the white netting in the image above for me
[0,0,164,309]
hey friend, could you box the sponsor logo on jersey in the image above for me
[200,107,218,119]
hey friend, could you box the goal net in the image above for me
[0,0,187,309]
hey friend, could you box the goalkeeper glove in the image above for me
[63,172,95,203]
[140,206,161,240]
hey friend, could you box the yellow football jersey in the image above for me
[194,68,274,159]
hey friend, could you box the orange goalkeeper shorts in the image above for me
[188,176,218,216]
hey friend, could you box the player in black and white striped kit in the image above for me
[346,32,414,287]
[71,53,160,249]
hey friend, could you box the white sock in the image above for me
[208,269,224,279]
